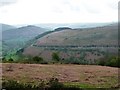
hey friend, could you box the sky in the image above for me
[0,0,119,25]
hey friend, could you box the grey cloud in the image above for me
[0,0,18,7]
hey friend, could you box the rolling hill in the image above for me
[34,23,118,46]
[0,24,16,31]
[22,23,118,63]
[35,23,111,30]
[0,24,17,58]
[2,25,48,40]
[2,25,48,56]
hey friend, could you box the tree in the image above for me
[98,59,105,66]
[8,58,14,62]
[106,57,119,67]
[98,56,120,67]
[52,52,60,61]
[2,57,5,61]
[33,56,43,63]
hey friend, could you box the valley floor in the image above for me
[2,63,119,88]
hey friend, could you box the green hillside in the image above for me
[2,25,49,57]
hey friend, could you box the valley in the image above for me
[21,23,118,65]
[1,23,119,89]
[1,0,119,89]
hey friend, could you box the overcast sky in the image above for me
[0,0,119,25]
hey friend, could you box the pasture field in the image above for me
[2,63,119,88]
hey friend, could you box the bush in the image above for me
[48,78,64,88]
[8,58,14,62]
[106,57,119,67]
[2,80,25,89]
[98,59,106,66]
[63,57,88,65]
[33,56,43,63]
[40,61,48,64]
[52,52,60,61]
[98,56,120,67]
[2,78,64,89]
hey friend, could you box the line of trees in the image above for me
[2,52,119,67]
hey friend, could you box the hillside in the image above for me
[35,24,118,46]
[2,25,48,40]
[2,25,48,56]
[0,24,16,31]
[22,24,118,63]
[0,24,17,58]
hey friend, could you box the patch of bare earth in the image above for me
[2,63,119,88]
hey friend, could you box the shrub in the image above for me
[8,58,14,62]
[2,78,64,89]
[33,56,43,63]
[40,61,48,64]
[98,59,106,66]
[106,57,119,67]
[2,80,25,89]
[52,52,60,61]
[48,78,64,88]
[98,56,120,67]
[36,80,46,88]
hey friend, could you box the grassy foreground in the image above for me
[2,63,119,89]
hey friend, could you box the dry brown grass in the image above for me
[2,63,119,88]
[35,25,118,46]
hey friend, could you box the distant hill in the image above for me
[3,25,48,40]
[34,23,118,46]
[0,24,16,31]
[35,23,112,30]
[0,24,16,57]
[2,25,48,56]
[22,23,118,61]
[54,27,72,31]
